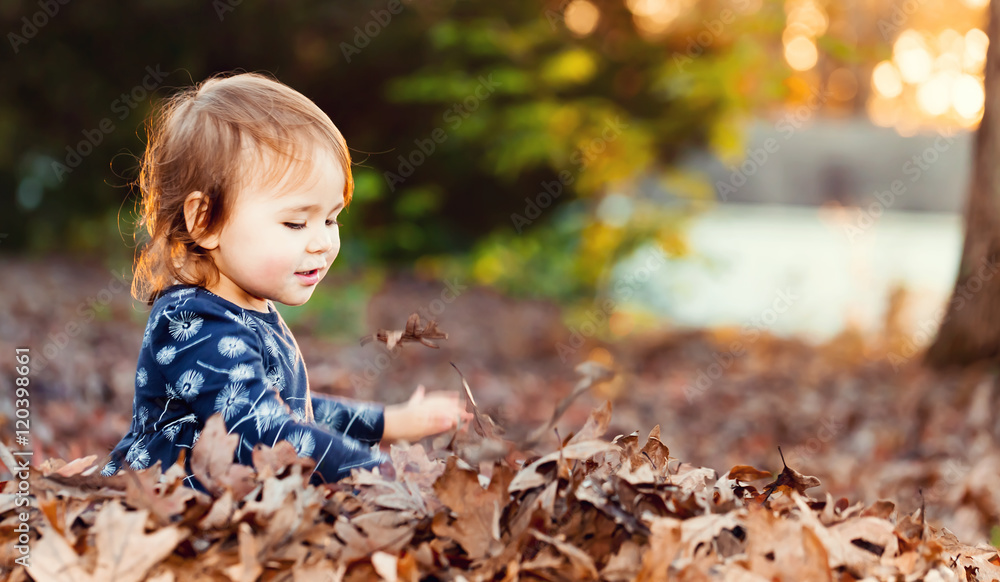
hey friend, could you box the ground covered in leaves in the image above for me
[1,257,1000,581]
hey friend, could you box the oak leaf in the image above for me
[360,313,448,351]
[761,447,821,503]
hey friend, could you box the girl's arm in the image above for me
[313,386,469,443]
[310,393,385,445]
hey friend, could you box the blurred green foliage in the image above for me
[3,0,791,304]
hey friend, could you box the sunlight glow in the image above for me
[953,74,985,119]
[565,0,600,36]
[784,36,818,71]
[872,61,903,98]
[964,28,989,71]
[894,31,933,84]
[627,0,687,37]
[916,72,953,116]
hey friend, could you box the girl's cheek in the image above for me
[259,256,291,278]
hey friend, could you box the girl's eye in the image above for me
[283,222,306,230]
[326,219,341,227]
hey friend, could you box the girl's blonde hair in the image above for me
[132,72,354,304]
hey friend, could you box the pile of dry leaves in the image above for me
[3,260,1000,581]
[2,365,999,582]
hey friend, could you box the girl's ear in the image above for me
[183,191,221,250]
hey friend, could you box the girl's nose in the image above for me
[308,227,335,254]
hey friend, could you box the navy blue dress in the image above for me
[101,284,387,489]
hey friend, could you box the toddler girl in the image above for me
[101,72,468,490]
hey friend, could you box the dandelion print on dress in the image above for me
[142,311,162,348]
[101,460,118,477]
[263,334,280,358]
[266,368,285,391]
[286,430,316,457]
[136,367,148,387]
[126,437,151,470]
[156,335,210,367]
[218,336,247,358]
[254,400,288,436]
[163,413,197,443]
[228,363,255,382]
[169,287,196,299]
[168,311,203,341]
[315,400,349,432]
[156,345,177,365]
[345,403,381,432]
[162,423,181,442]
[175,370,205,401]
[216,383,250,421]
[225,310,257,330]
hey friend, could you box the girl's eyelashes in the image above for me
[282,219,341,230]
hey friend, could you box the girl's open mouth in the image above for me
[295,269,320,285]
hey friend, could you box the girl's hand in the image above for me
[382,385,473,442]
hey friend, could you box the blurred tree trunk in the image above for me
[925,0,1000,368]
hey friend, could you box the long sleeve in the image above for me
[311,393,385,446]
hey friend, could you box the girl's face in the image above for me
[201,150,346,312]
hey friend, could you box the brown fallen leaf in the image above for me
[190,414,257,497]
[860,499,895,520]
[508,440,619,492]
[449,362,499,440]
[761,446,821,503]
[567,400,613,446]
[360,313,448,351]
[123,464,204,527]
[371,551,398,582]
[528,530,599,580]
[636,517,682,582]
[41,455,98,478]
[389,443,447,492]
[251,440,301,481]
[727,465,773,483]
[432,457,507,560]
